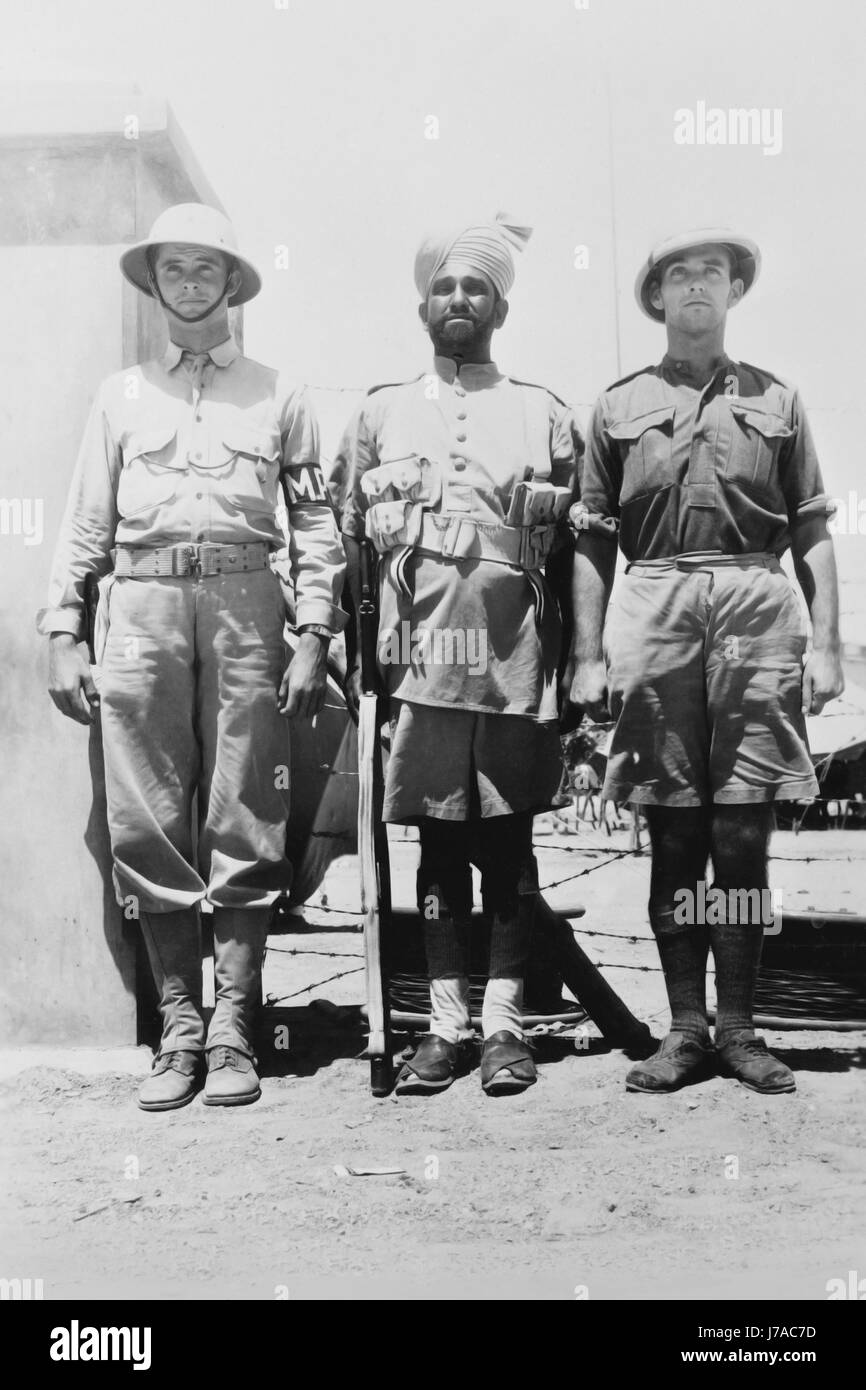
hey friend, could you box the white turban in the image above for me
[414,212,533,300]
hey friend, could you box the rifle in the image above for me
[357,538,393,1095]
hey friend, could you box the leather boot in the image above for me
[138,1051,201,1111]
[138,909,205,1111]
[204,907,269,1106]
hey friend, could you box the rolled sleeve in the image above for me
[37,382,119,637]
[779,391,834,529]
[280,385,347,633]
[549,400,584,493]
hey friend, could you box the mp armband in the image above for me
[284,461,330,507]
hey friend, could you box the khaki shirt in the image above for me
[39,337,347,637]
[340,356,581,720]
[578,355,833,561]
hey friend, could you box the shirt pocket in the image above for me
[727,404,794,488]
[218,425,282,510]
[607,404,676,500]
[118,426,180,518]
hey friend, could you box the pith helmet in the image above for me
[119,203,261,307]
[635,227,761,322]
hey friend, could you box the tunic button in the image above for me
[456,411,467,420]
[454,462,466,472]
[456,432,467,442]
[196,492,203,500]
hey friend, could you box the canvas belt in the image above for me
[114,542,272,579]
[413,512,556,570]
[625,551,778,575]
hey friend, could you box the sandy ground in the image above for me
[1,826,864,1301]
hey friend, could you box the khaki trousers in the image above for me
[99,569,292,912]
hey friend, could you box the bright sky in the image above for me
[5,0,866,624]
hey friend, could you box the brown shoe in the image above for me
[716,1033,796,1094]
[395,1034,474,1095]
[138,1051,201,1112]
[480,1031,537,1096]
[625,1032,715,1093]
[202,1046,261,1106]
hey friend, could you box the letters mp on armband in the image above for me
[284,462,329,506]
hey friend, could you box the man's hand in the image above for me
[278,633,329,719]
[569,657,610,722]
[802,646,844,716]
[48,633,99,725]
[344,662,363,725]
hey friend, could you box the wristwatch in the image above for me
[297,624,332,643]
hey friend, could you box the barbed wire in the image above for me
[266,946,364,958]
[265,965,365,1005]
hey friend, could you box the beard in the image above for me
[432,311,494,356]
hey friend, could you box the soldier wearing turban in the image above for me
[339,213,581,1096]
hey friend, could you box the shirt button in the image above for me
[456,432,467,442]
[454,462,466,472]
[196,492,203,500]
[196,414,203,423]
[192,451,202,461]
[456,410,467,420]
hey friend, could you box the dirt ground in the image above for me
[2,826,864,1301]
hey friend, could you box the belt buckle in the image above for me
[196,544,221,577]
[170,544,195,576]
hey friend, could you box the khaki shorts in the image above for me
[383,700,564,823]
[603,555,819,808]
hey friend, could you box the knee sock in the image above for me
[651,909,711,1044]
[418,820,473,979]
[709,914,765,1045]
[709,805,773,1045]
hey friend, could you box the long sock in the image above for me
[709,919,765,1045]
[644,807,712,1044]
[418,820,473,980]
[651,911,711,1044]
[709,805,773,1045]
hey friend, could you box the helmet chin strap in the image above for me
[145,263,234,324]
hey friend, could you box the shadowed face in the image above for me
[650,243,743,334]
[151,243,239,319]
[419,258,508,353]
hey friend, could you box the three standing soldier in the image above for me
[42,204,346,1111]
[570,228,843,1094]
[44,207,838,1107]
[340,214,580,1095]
